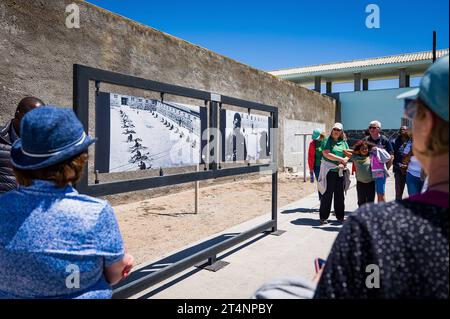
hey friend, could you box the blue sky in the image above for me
[87,0,448,72]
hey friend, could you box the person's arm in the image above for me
[392,141,402,171]
[385,139,394,170]
[323,149,349,165]
[386,155,394,170]
[104,253,134,285]
[343,149,354,158]
[95,203,134,286]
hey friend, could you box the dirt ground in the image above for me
[112,172,317,266]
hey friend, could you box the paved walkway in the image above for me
[126,175,397,299]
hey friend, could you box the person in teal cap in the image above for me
[308,128,325,200]
[315,55,449,298]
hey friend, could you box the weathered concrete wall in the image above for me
[0,0,336,172]
[284,119,326,174]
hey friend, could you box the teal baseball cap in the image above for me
[397,55,449,122]
[312,129,321,140]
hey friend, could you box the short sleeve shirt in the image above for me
[351,154,373,183]
[322,137,349,172]
[314,191,449,299]
[0,180,125,299]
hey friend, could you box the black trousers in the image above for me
[356,181,375,207]
[394,171,406,200]
[320,171,345,221]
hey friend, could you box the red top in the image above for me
[308,140,316,172]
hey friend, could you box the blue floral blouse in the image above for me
[0,180,124,299]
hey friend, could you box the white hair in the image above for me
[369,120,381,128]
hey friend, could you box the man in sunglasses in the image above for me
[363,120,394,202]
[0,97,45,193]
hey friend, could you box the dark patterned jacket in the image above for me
[0,120,17,194]
[314,197,449,299]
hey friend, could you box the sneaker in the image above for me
[320,219,329,225]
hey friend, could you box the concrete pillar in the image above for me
[326,81,332,94]
[405,74,410,87]
[363,78,369,91]
[399,68,410,88]
[314,76,321,93]
[354,73,361,91]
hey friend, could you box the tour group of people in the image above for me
[308,119,428,224]
[0,56,448,299]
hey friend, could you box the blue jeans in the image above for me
[406,172,424,196]
[375,177,386,195]
[313,166,322,200]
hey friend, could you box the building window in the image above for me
[401,117,412,128]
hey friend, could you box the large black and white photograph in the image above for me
[106,93,205,173]
[220,110,271,163]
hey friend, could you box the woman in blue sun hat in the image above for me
[0,106,134,299]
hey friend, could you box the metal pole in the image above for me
[72,65,89,194]
[94,170,99,184]
[303,135,307,183]
[271,112,278,232]
[209,101,218,170]
[195,165,199,214]
[432,31,437,63]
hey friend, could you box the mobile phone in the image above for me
[314,258,326,273]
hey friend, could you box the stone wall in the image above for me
[1,0,336,163]
[0,0,336,201]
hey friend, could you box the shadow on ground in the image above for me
[311,226,341,232]
[281,208,320,214]
[290,217,344,232]
[112,231,269,299]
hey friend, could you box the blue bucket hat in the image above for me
[11,106,96,170]
[397,54,449,122]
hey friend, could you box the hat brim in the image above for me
[10,136,96,170]
[397,88,420,100]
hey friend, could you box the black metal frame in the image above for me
[72,64,279,298]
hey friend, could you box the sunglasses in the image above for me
[369,126,379,130]
[332,128,342,132]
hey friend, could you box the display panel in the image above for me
[95,92,207,173]
[220,109,272,163]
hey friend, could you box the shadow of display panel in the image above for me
[73,64,279,298]
[95,92,207,174]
